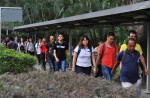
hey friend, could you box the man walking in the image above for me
[46,35,55,72]
[111,38,148,94]
[120,30,148,77]
[95,32,118,80]
[53,32,68,72]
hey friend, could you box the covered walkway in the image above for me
[14,1,150,93]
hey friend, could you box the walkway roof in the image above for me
[14,1,150,32]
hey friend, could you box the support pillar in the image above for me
[146,22,150,93]
[69,30,73,68]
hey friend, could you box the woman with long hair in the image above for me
[72,35,96,75]
[17,38,27,53]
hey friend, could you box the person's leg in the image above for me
[37,54,41,65]
[75,65,83,74]
[28,51,31,55]
[101,65,112,80]
[135,79,142,96]
[54,61,59,71]
[60,60,66,72]
[95,64,103,78]
[41,53,46,70]
[83,66,92,76]
[52,57,55,71]
[31,52,34,56]
[47,56,53,71]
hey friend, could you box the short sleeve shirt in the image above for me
[120,44,143,55]
[53,41,68,61]
[98,42,118,68]
[41,43,46,53]
[116,50,140,84]
[74,46,94,67]
[46,42,54,57]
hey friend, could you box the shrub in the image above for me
[0,45,37,74]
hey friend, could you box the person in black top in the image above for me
[46,35,55,72]
[7,37,18,51]
[53,33,68,72]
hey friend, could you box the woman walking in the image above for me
[72,35,96,75]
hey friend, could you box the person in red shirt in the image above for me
[94,32,118,80]
[40,38,47,70]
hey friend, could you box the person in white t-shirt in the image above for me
[35,38,42,65]
[72,35,96,75]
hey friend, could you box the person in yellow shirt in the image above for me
[120,30,148,75]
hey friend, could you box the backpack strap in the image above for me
[100,43,106,59]
[77,46,81,56]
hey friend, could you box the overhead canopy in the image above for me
[14,1,150,32]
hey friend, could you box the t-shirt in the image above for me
[53,41,68,61]
[120,43,143,55]
[98,42,118,68]
[46,42,54,58]
[41,43,46,53]
[35,42,41,54]
[74,46,94,67]
[27,42,34,52]
[116,49,140,84]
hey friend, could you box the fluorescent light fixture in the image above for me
[57,25,62,28]
[98,20,107,23]
[74,23,80,26]
[133,15,147,19]
[44,26,49,29]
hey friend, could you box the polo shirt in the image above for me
[116,49,140,84]
[74,46,94,67]
[120,44,143,55]
[98,41,118,68]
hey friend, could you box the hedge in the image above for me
[0,44,37,74]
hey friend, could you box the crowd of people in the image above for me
[1,30,149,94]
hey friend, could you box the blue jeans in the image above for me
[54,59,66,72]
[47,56,55,71]
[75,65,91,76]
[101,65,112,80]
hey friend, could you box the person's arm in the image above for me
[17,43,20,51]
[140,55,148,75]
[72,52,77,72]
[92,52,96,74]
[54,50,59,62]
[111,52,122,76]
[95,44,103,68]
[35,43,38,52]
[111,61,120,76]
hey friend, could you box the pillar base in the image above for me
[143,90,150,94]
